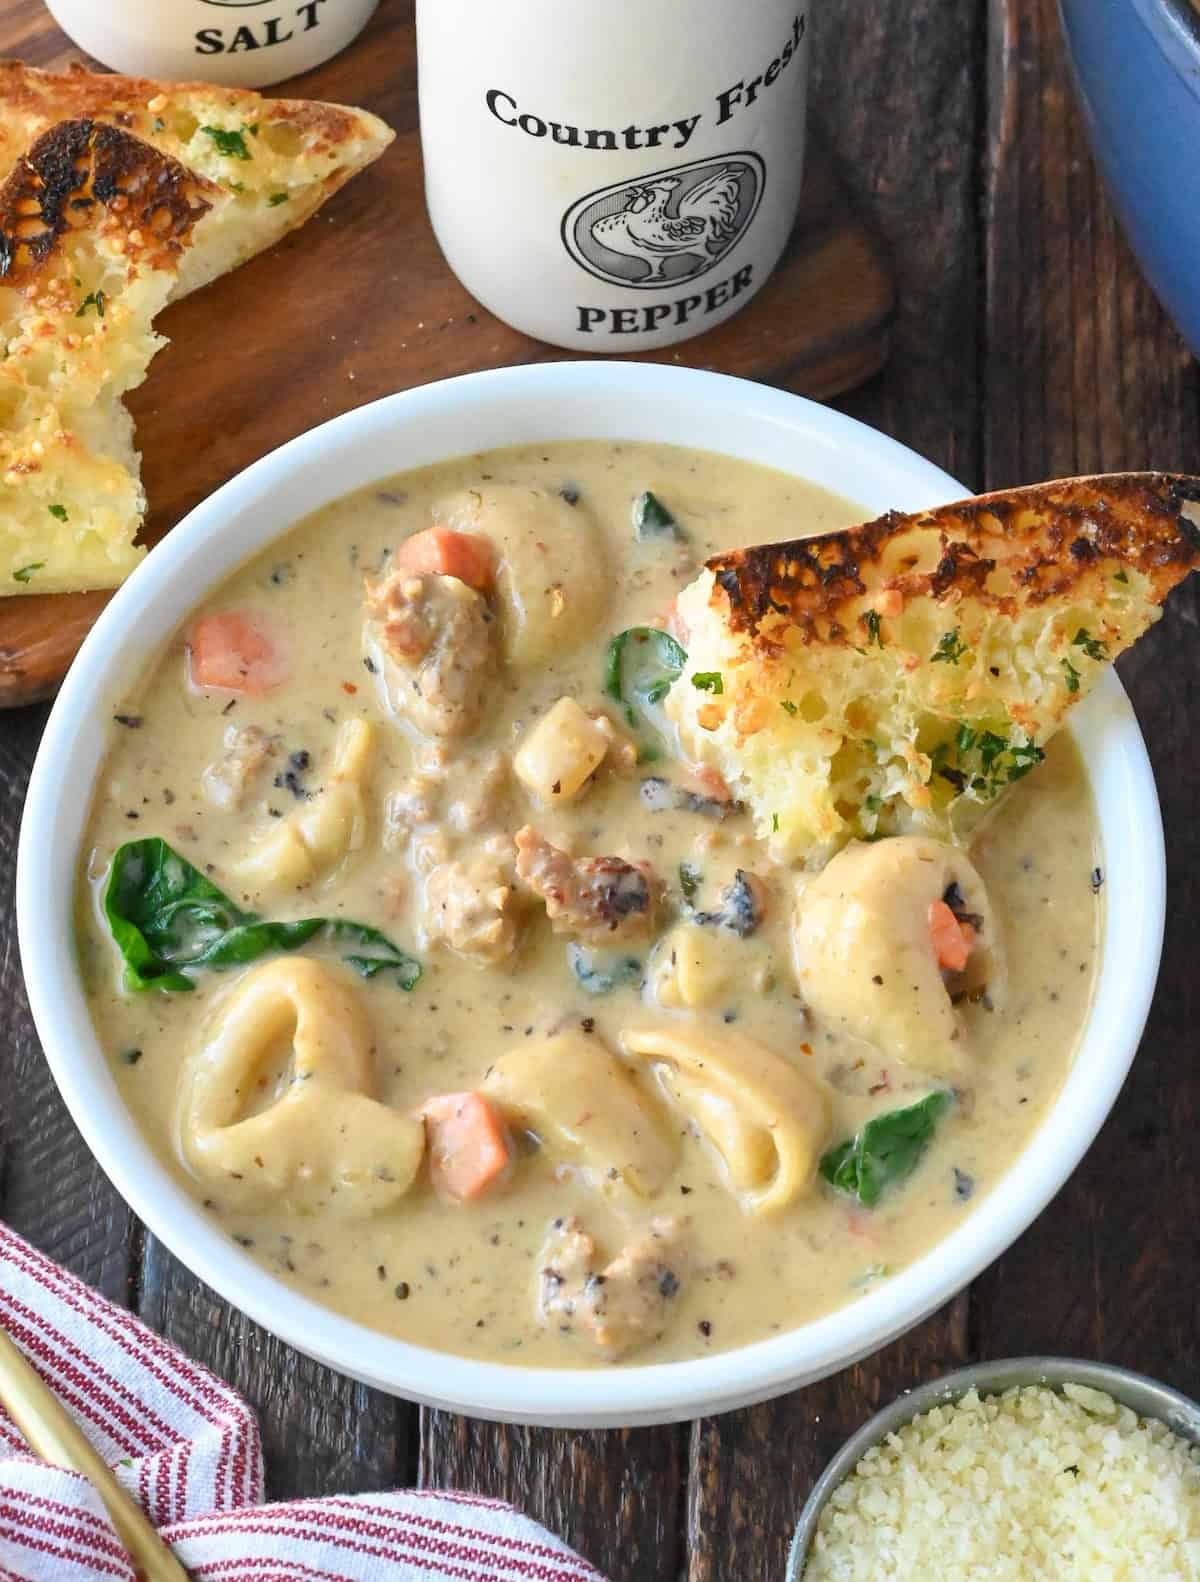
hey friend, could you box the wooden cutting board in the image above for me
[0,1,894,706]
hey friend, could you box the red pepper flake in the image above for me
[342,681,358,694]
[868,1069,891,1097]
[799,1041,813,1057]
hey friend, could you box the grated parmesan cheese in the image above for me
[803,1384,1200,1580]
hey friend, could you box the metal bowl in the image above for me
[787,1356,1200,1581]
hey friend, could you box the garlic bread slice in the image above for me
[0,119,218,593]
[668,473,1200,863]
[0,59,393,299]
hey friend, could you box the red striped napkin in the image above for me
[0,1224,604,1581]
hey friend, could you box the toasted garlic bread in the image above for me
[0,120,218,593]
[668,473,1200,863]
[0,67,392,596]
[0,60,393,299]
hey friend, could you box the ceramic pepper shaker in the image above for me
[417,0,812,352]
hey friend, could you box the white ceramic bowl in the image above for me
[17,363,1165,1427]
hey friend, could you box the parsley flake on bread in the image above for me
[667,473,1200,863]
[0,64,392,596]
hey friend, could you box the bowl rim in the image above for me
[786,1355,1200,1579]
[16,361,1166,1426]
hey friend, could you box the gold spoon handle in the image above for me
[0,1326,191,1582]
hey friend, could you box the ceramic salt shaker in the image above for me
[43,0,378,88]
[417,0,812,352]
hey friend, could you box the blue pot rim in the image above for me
[1130,0,1200,96]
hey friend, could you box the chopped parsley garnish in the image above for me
[864,610,883,648]
[47,503,68,522]
[1114,569,1129,584]
[935,724,1045,799]
[1062,656,1081,693]
[201,125,253,160]
[1072,627,1109,662]
[930,627,969,665]
[771,812,780,832]
[225,180,246,193]
[679,862,702,905]
[12,562,44,583]
[1003,741,1045,782]
[76,289,106,318]
[780,698,798,717]
[692,671,724,694]
[268,191,289,206]
[863,794,882,813]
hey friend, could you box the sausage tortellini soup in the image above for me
[78,441,1101,1366]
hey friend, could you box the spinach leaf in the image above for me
[103,837,421,992]
[693,869,762,937]
[568,943,642,995]
[820,1090,952,1208]
[632,490,686,543]
[604,627,687,728]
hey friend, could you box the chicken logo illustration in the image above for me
[562,153,765,289]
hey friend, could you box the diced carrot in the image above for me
[928,899,977,973]
[423,1091,512,1204]
[691,764,733,804]
[846,1208,880,1240]
[396,526,496,592]
[187,611,286,695]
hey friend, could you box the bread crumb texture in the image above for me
[805,1383,1200,1581]
[669,476,1200,864]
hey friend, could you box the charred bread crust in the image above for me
[671,473,1200,862]
[0,59,392,184]
[0,119,214,286]
[706,473,1200,649]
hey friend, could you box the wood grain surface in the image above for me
[0,1,893,708]
[1,1,1198,1579]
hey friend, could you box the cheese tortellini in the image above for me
[648,923,737,1009]
[435,484,610,666]
[234,718,373,897]
[483,1031,676,1196]
[621,1024,831,1214]
[791,835,1004,1080]
[179,956,423,1214]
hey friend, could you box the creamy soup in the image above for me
[77,441,1101,1367]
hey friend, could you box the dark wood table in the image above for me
[2,1,1198,1576]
